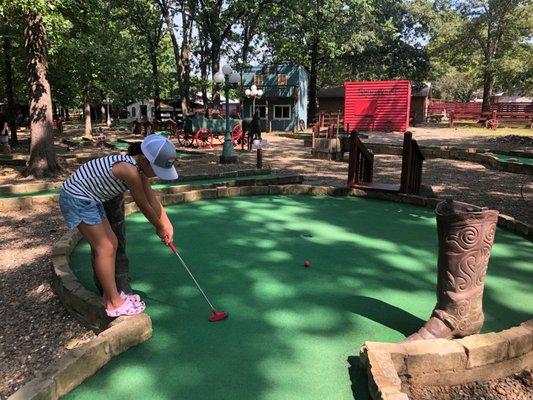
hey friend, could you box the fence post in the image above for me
[400,132,413,194]
[347,130,358,187]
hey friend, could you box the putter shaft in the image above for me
[170,245,217,311]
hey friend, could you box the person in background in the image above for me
[0,110,11,154]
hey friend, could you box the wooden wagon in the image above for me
[168,114,246,149]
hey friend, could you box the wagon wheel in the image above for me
[194,128,213,148]
[177,129,194,147]
[213,131,225,144]
[231,124,244,147]
[485,119,498,130]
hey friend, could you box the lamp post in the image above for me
[245,85,264,116]
[214,64,240,164]
[103,96,113,127]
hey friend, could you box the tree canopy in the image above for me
[0,0,531,129]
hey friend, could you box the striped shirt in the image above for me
[62,155,138,202]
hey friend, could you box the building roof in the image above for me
[317,86,344,98]
[318,83,432,98]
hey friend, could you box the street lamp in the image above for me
[245,85,264,117]
[103,95,113,127]
[214,64,240,164]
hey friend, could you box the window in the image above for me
[131,107,136,117]
[274,105,291,120]
[261,65,277,75]
[254,74,263,86]
[278,74,287,86]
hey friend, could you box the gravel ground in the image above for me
[0,204,95,399]
[0,125,531,399]
[407,369,533,400]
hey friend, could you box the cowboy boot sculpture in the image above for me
[405,199,499,341]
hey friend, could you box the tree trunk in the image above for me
[149,49,161,120]
[307,0,321,125]
[199,28,209,111]
[211,39,221,110]
[23,12,60,177]
[3,19,18,146]
[65,106,70,121]
[83,85,92,137]
[160,2,183,111]
[180,6,193,116]
[307,35,319,125]
[481,69,493,113]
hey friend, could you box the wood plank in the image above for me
[350,182,400,192]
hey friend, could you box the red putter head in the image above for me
[166,241,229,323]
[209,310,229,322]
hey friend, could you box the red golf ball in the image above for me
[304,260,311,268]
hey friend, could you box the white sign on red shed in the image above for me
[343,80,411,132]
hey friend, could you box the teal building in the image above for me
[242,63,309,132]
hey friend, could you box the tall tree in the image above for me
[156,0,191,113]
[262,0,373,124]
[194,0,272,108]
[2,16,19,145]
[122,0,164,119]
[456,0,531,111]
[415,0,532,107]
[179,0,195,115]
[23,10,60,176]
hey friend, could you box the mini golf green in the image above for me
[489,153,533,166]
[66,195,533,400]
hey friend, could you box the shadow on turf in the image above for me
[348,356,370,400]
[65,195,533,400]
[349,296,424,337]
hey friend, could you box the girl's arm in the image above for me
[140,172,173,240]
[113,163,171,242]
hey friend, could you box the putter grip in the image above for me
[168,242,177,253]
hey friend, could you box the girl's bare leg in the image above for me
[78,219,123,310]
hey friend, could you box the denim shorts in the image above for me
[59,190,106,229]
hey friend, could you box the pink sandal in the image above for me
[106,297,145,317]
[120,291,142,303]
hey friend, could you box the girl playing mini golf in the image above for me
[59,135,178,317]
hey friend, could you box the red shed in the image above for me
[344,80,411,132]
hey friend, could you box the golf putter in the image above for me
[167,242,228,322]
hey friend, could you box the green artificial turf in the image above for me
[0,174,277,199]
[66,195,533,400]
[489,153,533,166]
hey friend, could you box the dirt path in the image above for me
[242,134,531,223]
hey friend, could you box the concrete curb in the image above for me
[360,321,533,400]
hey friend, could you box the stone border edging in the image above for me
[9,182,531,400]
[8,197,157,399]
[360,321,533,400]
[0,167,272,196]
[0,170,286,213]
[366,143,532,175]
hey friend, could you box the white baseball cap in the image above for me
[140,135,179,180]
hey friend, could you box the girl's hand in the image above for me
[157,226,173,245]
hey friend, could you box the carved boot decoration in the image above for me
[405,199,499,341]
